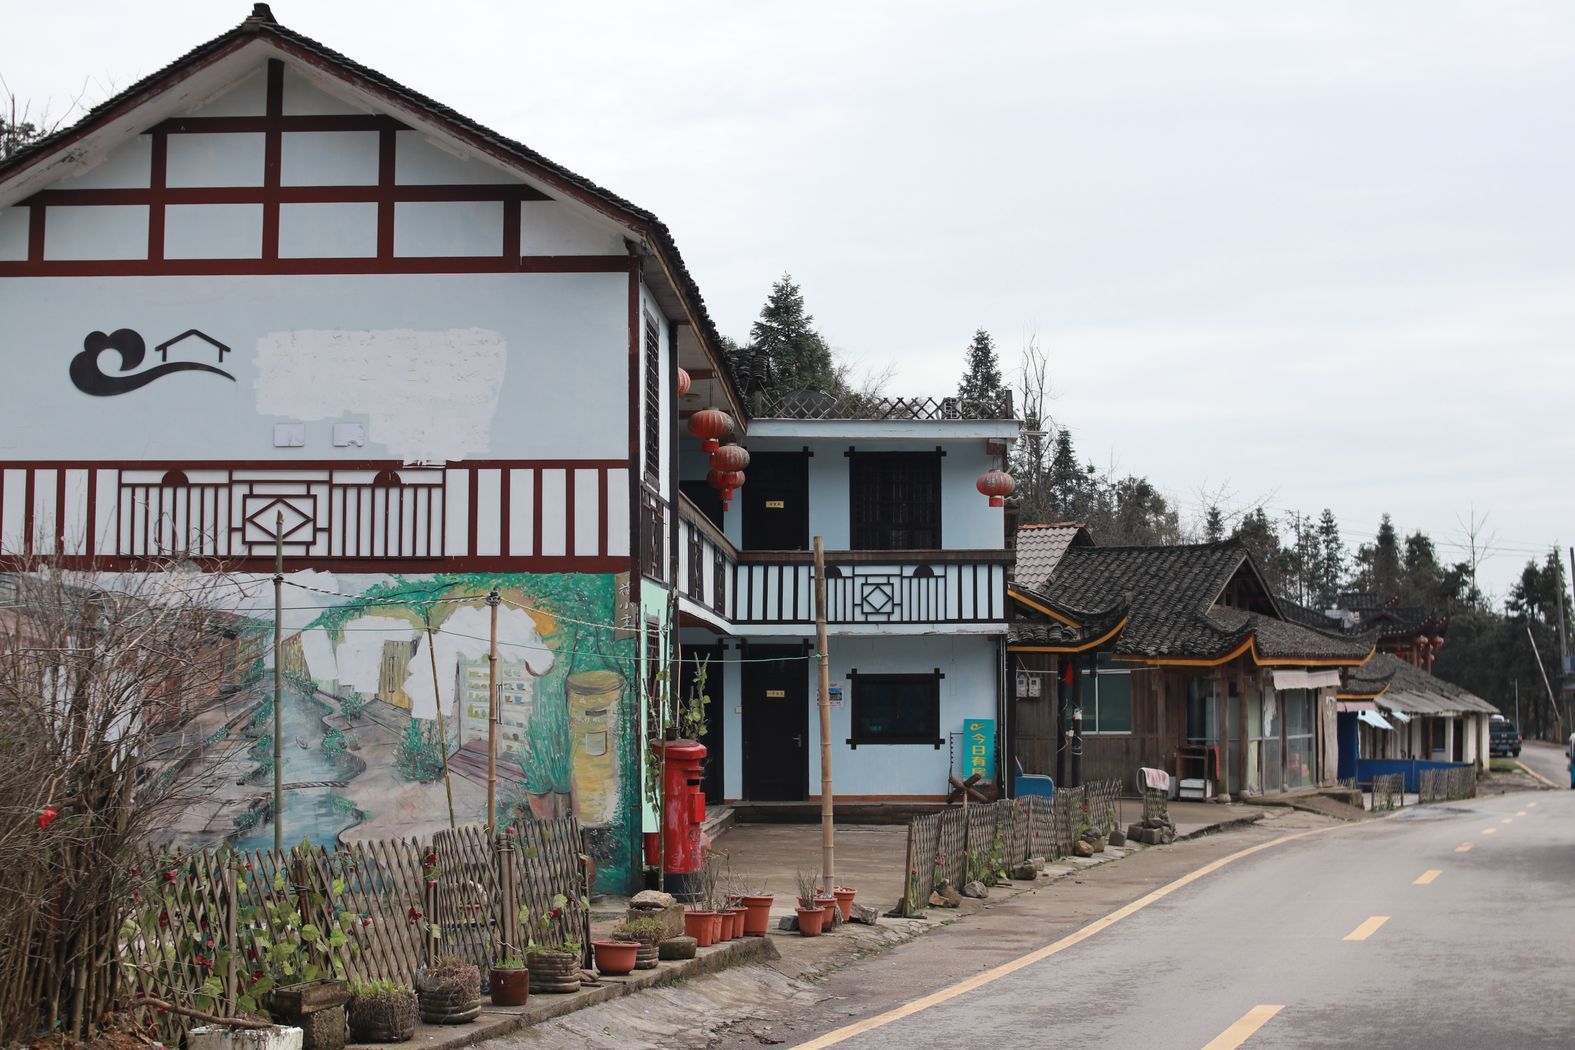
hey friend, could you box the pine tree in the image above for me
[957,329,1007,416]
[1203,505,1226,543]
[1232,508,1284,592]
[1314,509,1346,608]
[747,274,842,398]
[1372,514,1401,597]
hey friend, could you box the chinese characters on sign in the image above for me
[964,718,995,783]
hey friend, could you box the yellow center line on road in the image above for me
[1202,1005,1285,1050]
[1501,817,1514,824]
[788,820,1353,1050]
[1414,870,1442,885]
[1516,810,1527,817]
[1529,802,1538,808]
[1344,916,1389,941]
[1455,843,1472,852]
[1482,828,1497,834]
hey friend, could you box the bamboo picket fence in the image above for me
[1418,766,1477,804]
[120,817,586,1042]
[899,781,1123,914]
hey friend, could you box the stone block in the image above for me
[658,935,697,960]
[1010,862,1040,881]
[850,902,881,925]
[1107,829,1127,847]
[628,890,685,940]
[960,880,988,899]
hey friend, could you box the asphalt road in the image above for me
[1516,739,1571,789]
[786,790,1575,1049]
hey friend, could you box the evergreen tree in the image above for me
[746,274,842,398]
[1203,505,1226,543]
[1232,508,1285,592]
[956,328,1008,416]
[1047,429,1087,519]
[1372,514,1402,596]
[1315,508,1346,607]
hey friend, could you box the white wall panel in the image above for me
[605,469,630,557]
[520,201,625,255]
[44,206,147,261]
[278,202,378,258]
[52,136,152,190]
[443,468,469,557]
[94,470,118,553]
[30,470,57,554]
[281,70,364,115]
[508,468,534,556]
[167,134,266,188]
[574,468,599,556]
[164,204,264,259]
[185,68,267,117]
[539,470,566,557]
[394,131,521,185]
[1,471,25,551]
[393,202,502,257]
[474,468,501,557]
[0,207,27,261]
[62,469,89,555]
[281,131,380,186]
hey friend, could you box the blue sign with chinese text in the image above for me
[964,718,996,784]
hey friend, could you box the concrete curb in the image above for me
[1176,813,1267,840]
[346,936,776,1050]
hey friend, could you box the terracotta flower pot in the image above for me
[708,911,724,944]
[796,906,826,937]
[741,894,774,936]
[833,887,857,922]
[726,907,748,939]
[488,966,529,1007]
[592,939,639,976]
[814,896,838,929]
[684,910,717,948]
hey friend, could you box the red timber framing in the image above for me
[0,459,630,574]
[0,58,627,279]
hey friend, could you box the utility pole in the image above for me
[1558,559,1571,740]
[486,588,500,833]
[1069,655,1084,788]
[813,537,835,894]
[272,512,284,851]
[424,616,457,830]
[1527,624,1561,741]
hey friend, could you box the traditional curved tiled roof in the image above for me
[1209,609,1374,663]
[1007,581,1127,651]
[0,4,744,414]
[1046,542,1255,660]
[1012,523,1091,589]
[1345,653,1498,716]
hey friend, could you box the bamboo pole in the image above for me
[814,537,835,893]
[486,588,501,833]
[273,512,284,850]
[424,616,457,831]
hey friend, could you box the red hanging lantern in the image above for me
[677,367,692,398]
[708,468,746,509]
[977,469,1016,507]
[35,806,58,830]
[688,408,733,454]
[712,443,750,473]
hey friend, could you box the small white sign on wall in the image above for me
[828,685,843,708]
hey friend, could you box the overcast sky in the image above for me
[8,1,1572,601]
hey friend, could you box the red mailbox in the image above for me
[651,739,708,899]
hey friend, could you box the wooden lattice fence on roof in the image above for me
[120,817,586,1043]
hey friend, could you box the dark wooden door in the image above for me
[741,645,808,800]
[742,452,809,551]
[680,644,724,804]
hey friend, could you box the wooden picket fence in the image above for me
[121,817,586,1042]
[898,781,1123,914]
[1418,766,1477,804]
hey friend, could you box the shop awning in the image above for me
[1272,669,1345,691]
[1358,710,1395,731]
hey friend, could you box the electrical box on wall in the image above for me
[1016,671,1044,698]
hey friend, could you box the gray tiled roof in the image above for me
[1046,543,1253,659]
[1348,653,1499,716]
[1209,609,1374,662]
[1007,581,1127,648]
[1012,524,1090,589]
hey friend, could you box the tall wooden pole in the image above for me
[486,588,501,833]
[424,617,457,831]
[272,512,284,850]
[1528,624,1562,741]
[813,537,835,892]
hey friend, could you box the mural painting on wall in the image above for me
[157,570,638,891]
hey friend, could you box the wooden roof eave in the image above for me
[1007,615,1130,655]
[1110,635,1376,670]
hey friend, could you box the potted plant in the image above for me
[415,956,480,1024]
[525,942,582,994]
[795,900,826,937]
[346,980,417,1043]
[794,869,819,912]
[813,891,839,931]
[832,885,857,922]
[591,938,639,975]
[740,885,774,937]
[613,917,665,969]
[682,903,717,948]
[488,954,529,1007]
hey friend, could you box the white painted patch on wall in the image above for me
[255,328,506,463]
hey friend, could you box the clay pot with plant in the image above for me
[795,903,826,937]
[612,918,665,969]
[415,956,480,1024]
[346,980,417,1043]
[833,886,857,922]
[740,888,774,937]
[487,955,529,1007]
[592,939,639,975]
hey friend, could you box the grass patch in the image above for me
[1490,759,1520,774]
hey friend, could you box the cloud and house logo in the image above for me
[70,328,235,396]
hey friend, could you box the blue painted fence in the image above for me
[1355,757,1472,793]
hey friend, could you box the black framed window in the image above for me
[848,672,942,747]
[848,452,941,549]
[643,310,661,484]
